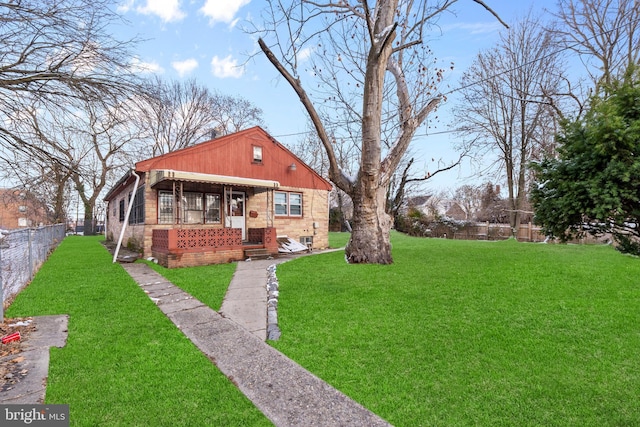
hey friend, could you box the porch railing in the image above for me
[152,228,242,252]
[247,227,278,250]
[152,227,278,252]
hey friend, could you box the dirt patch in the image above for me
[1,317,36,392]
[101,240,141,262]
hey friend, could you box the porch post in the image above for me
[179,181,184,225]
[268,189,273,228]
[172,181,176,224]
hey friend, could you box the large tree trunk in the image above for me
[346,184,393,264]
[52,182,67,224]
[83,201,95,235]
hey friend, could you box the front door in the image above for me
[227,191,246,240]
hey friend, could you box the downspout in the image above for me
[104,202,108,239]
[113,170,140,263]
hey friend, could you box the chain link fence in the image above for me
[1,224,66,319]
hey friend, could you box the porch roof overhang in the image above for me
[148,169,280,189]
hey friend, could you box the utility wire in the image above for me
[272,15,639,141]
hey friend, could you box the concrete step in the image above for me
[244,248,270,259]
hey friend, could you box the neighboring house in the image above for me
[104,127,333,268]
[0,189,50,229]
[406,195,468,221]
[443,201,468,221]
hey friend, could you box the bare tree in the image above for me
[136,77,265,156]
[386,153,465,220]
[0,0,139,153]
[0,146,74,224]
[286,125,331,177]
[210,92,265,136]
[137,78,219,156]
[287,123,358,232]
[255,0,506,264]
[539,0,640,122]
[553,0,640,94]
[454,13,562,236]
[0,0,144,229]
[13,96,140,235]
[451,184,482,220]
[69,101,139,235]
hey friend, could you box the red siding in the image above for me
[136,127,332,191]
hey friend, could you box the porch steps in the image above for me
[244,248,271,260]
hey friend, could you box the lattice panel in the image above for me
[225,228,242,246]
[197,229,207,247]
[175,227,242,249]
[176,229,189,249]
[152,229,169,249]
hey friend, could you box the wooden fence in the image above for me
[438,222,609,244]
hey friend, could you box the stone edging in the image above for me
[266,264,280,340]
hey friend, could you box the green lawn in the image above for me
[6,236,270,426]
[272,232,640,426]
[328,231,350,248]
[141,259,236,311]
[6,233,640,426]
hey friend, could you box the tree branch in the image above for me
[471,0,509,29]
[258,37,351,192]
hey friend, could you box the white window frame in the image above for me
[274,191,303,217]
[252,145,263,164]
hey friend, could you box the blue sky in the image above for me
[115,0,557,192]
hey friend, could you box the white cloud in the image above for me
[200,0,250,25]
[117,0,135,14]
[172,58,198,77]
[297,46,314,62]
[130,57,164,74]
[137,0,186,23]
[210,55,244,78]
[444,21,504,35]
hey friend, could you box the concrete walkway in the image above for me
[121,260,391,427]
[0,315,69,404]
[219,258,282,341]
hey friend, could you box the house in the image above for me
[104,127,333,268]
[406,195,468,221]
[0,188,51,229]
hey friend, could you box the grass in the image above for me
[6,236,270,427]
[271,232,640,426]
[328,231,350,248]
[7,232,640,426]
[141,260,236,311]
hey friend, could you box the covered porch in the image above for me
[148,169,280,268]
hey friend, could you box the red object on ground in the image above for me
[1,331,21,344]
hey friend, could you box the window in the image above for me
[183,192,203,224]
[129,186,145,224]
[275,191,303,217]
[289,193,302,216]
[158,191,174,224]
[252,145,263,163]
[157,191,221,224]
[275,192,287,215]
[119,199,125,222]
[205,194,221,223]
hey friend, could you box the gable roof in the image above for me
[135,126,332,191]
